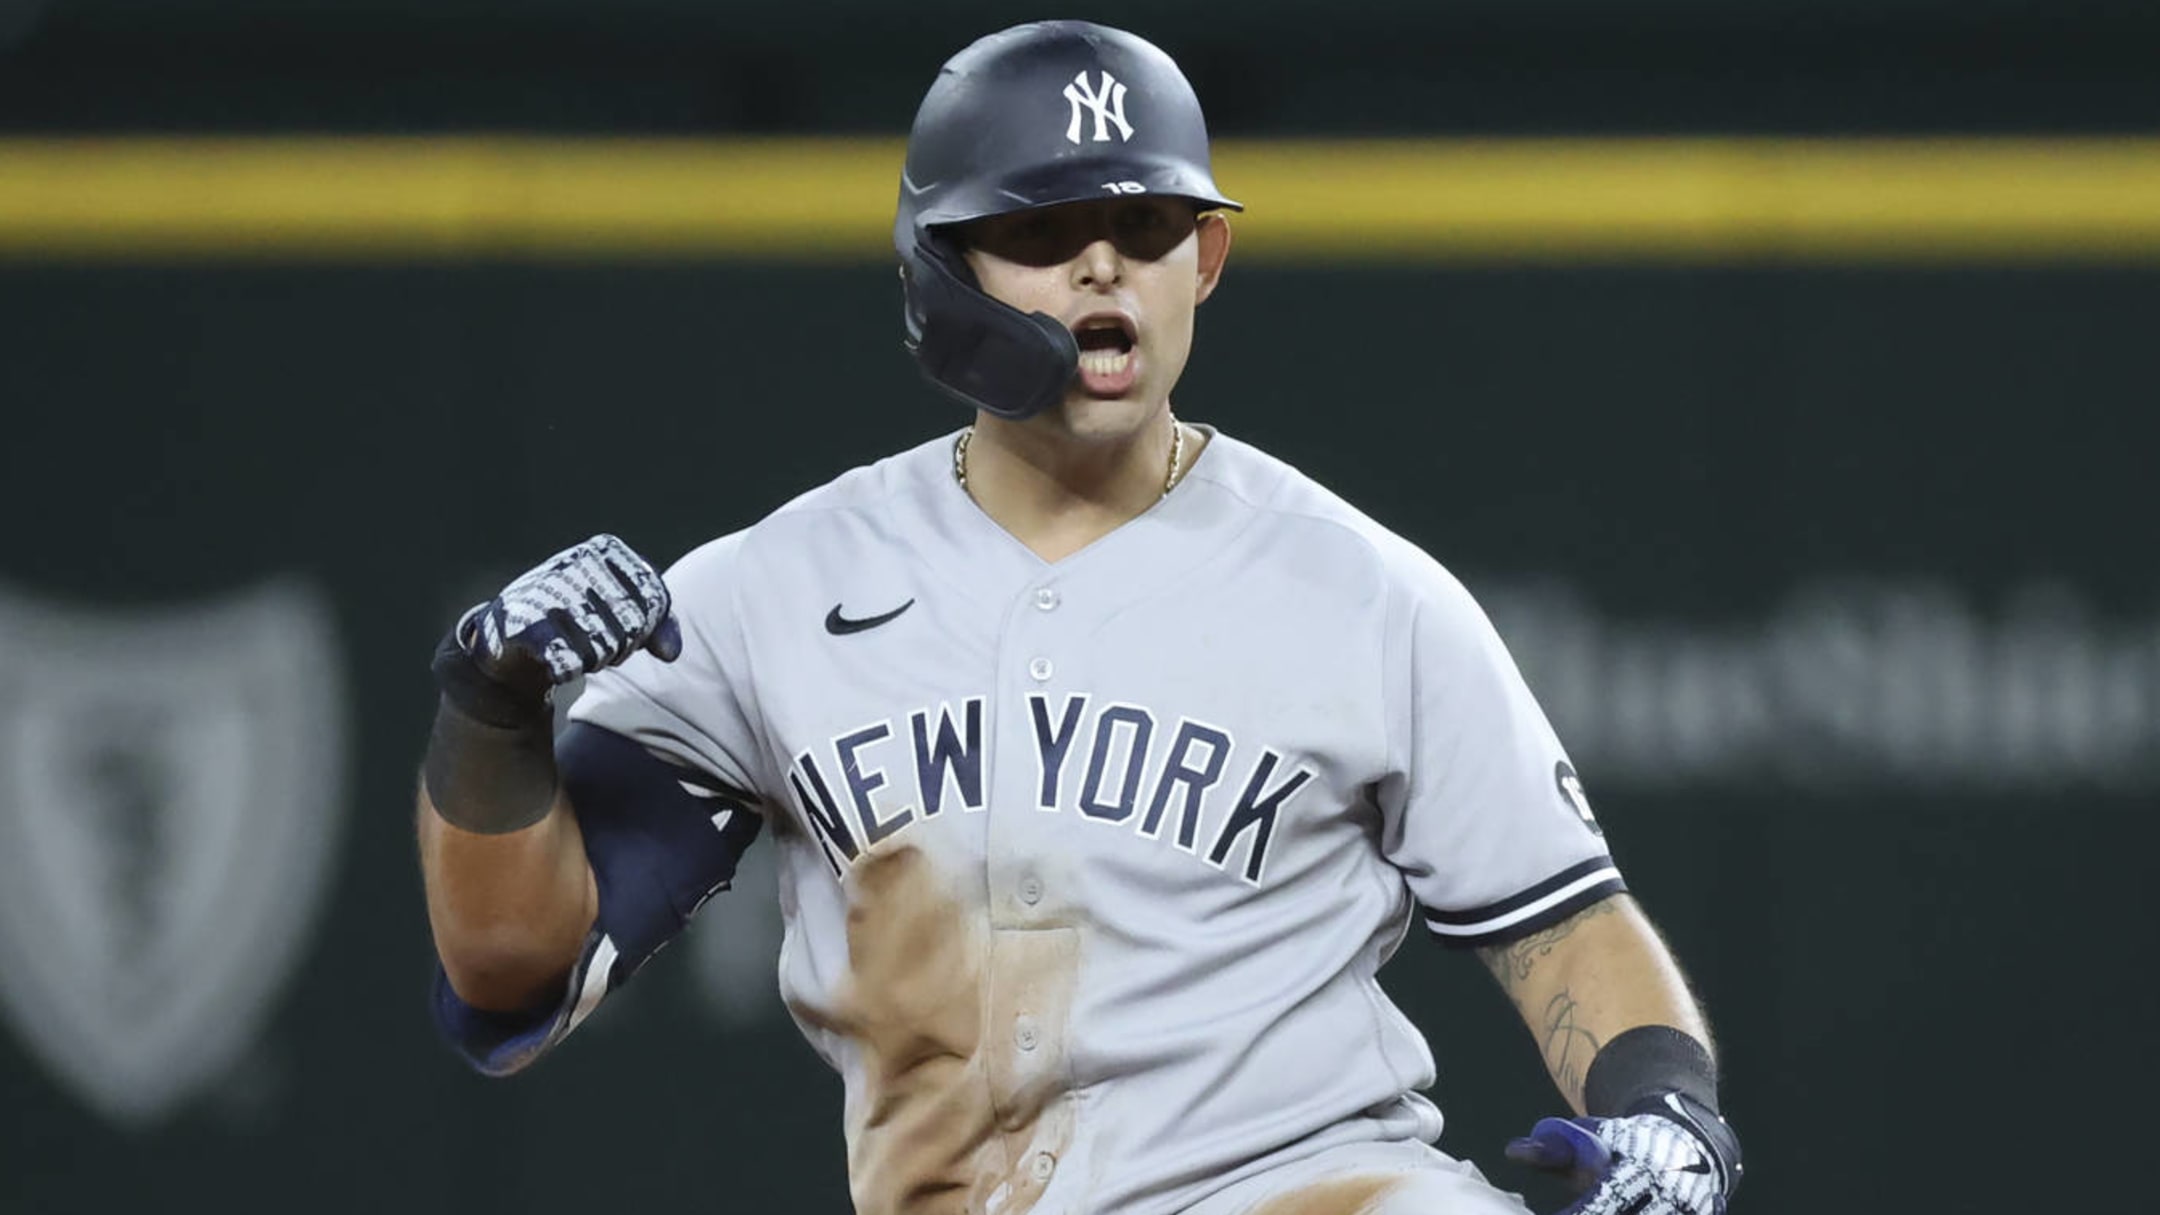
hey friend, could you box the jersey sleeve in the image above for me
[1378,556,1624,949]
[431,722,764,1075]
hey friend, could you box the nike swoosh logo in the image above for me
[901,173,940,197]
[1679,1160,1713,1174]
[825,600,914,635]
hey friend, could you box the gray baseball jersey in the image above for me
[435,426,1622,1215]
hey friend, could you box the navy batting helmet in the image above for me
[895,21,1241,420]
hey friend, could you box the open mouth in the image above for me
[1072,314,1137,380]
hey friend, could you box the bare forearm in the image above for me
[1476,895,1710,1113]
[417,784,598,1012]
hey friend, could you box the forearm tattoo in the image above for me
[1474,898,1619,994]
[1541,988,1602,1109]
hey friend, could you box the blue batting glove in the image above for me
[459,534,682,688]
[1506,1093,1741,1215]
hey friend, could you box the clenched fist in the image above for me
[456,534,682,695]
[424,534,681,833]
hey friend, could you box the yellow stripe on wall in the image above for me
[2,136,2157,262]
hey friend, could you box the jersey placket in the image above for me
[979,567,1085,1203]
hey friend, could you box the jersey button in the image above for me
[1029,1151,1056,1182]
[1028,656,1053,681]
[1014,1016,1039,1051]
[1034,587,1060,611]
[1018,876,1043,906]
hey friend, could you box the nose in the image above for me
[1071,237,1122,290]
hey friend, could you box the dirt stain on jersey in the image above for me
[1248,1175,1407,1215]
[798,844,1078,1215]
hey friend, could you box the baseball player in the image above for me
[416,20,1743,1215]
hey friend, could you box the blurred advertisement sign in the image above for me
[0,581,346,1126]
[1489,578,2159,793]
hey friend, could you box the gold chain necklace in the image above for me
[954,414,1186,500]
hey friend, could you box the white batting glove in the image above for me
[1506,1093,1742,1215]
[458,534,682,688]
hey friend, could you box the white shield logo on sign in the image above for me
[0,580,346,1126]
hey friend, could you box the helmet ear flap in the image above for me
[900,232,1079,421]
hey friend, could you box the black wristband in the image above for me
[422,620,560,834]
[1583,1024,1720,1118]
[422,698,560,834]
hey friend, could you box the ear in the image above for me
[1193,212,1233,305]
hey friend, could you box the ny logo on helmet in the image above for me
[1064,70,1134,145]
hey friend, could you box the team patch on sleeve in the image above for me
[1420,856,1627,949]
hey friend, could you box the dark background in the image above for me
[2,3,2155,1213]
[7,0,2160,135]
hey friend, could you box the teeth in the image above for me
[1078,349,1132,377]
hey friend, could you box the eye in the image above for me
[1112,203,1194,261]
[968,211,1082,266]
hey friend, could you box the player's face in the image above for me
[962,197,1231,436]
